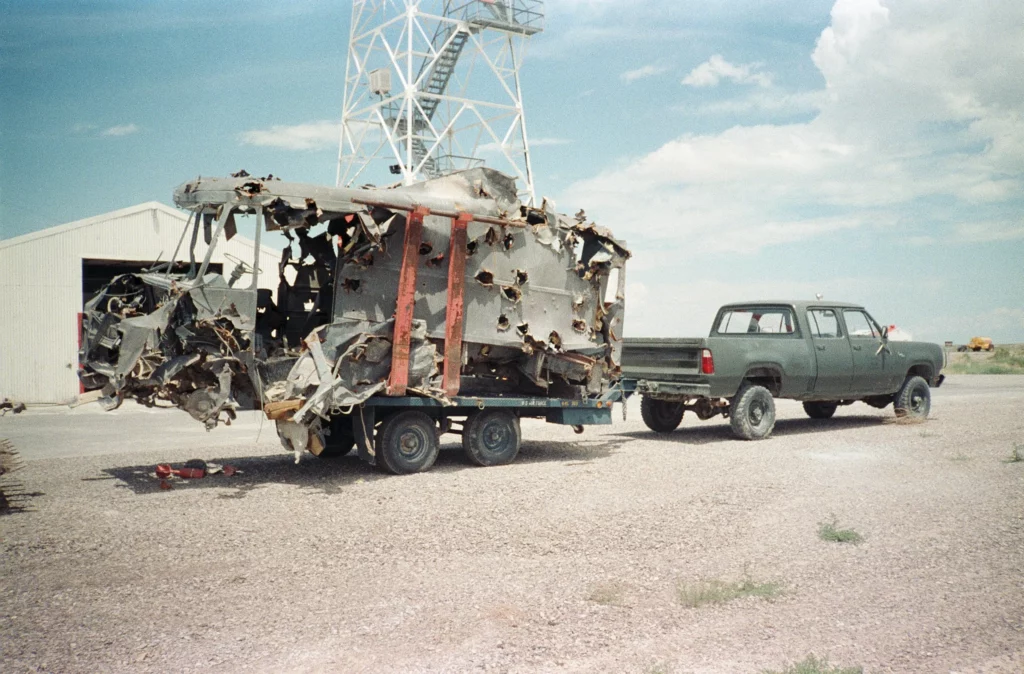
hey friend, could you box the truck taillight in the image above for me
[701,348,714,374]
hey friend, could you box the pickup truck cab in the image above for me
[622,301,945,440]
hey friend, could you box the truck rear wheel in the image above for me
[802,401,838,420]
[893,375,930,420]
[640,397,684,433]
[376,410,439,474]
[730,385,776,440]
[463,410,521,466]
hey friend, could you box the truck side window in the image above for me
[716,308,797,335]
[807,309,843,338]
[843,310,878,338]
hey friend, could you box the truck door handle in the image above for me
[816,345,825,351]
[852,345,862,351]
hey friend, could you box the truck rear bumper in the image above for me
[634,379,712,399]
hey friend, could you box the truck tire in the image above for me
[802,401,838,419]
[376,410,440,474]
[463,410,521,466]
[893,375,930,420]
[318,415,356,458]
[640,397,684,433]
[729,385,776,440]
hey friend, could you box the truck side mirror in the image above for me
[881,325,889,340]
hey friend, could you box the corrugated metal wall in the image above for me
[0,203,279,404]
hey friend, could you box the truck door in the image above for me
[841,309,892,394]
[806,308,853,395]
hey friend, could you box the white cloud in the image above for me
[621,63,668,84]
[239,120,340,151]
[681,54,772,88]
[100,123,139,137]
[563,0,1024,258]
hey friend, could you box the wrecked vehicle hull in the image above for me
[80,168,630,472]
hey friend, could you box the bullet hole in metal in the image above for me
[501,285,522,303]
[572,319,588,333]
[497,314,510,331]
[549,331,562,348]
[342,278,361,292]
[516,322,530,337]
[514,269,528,286]
[419,242,433,256]
[467,240,478,256]
[502,233,515,250]
[427,253,445,267]
[475,270,494,286]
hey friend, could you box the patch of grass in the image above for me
[677,575,784,608]
[818,516,863,544]
[945,346,1024,374]
[763,654,863,674]
[1005,444,1024,464]
[586,581,625,606]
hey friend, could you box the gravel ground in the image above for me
[2,376,1023,673]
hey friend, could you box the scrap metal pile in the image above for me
[79,168,629,456]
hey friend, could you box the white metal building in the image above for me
[0,202,280,404]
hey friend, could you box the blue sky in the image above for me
[2,0,1022,343]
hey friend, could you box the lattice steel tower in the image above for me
[335,1,543,204]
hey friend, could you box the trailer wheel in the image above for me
[318,415,356,459]
[640,397,684,433]
[802,401,838,420]
[729,385,776,440]
[376,411,439,474]
[463,410,521,466]
[893,375,930,420]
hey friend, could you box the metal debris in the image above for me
[78,167,630,459]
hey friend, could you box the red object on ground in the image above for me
[159,479,173,490]
[155,464,172,479]
[174,467,205,479]
[222,465,238,477]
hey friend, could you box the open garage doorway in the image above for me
[81,258,223,307]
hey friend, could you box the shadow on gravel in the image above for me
[612,415,888,445]
[99,439,620,497]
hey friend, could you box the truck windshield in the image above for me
[716,308,796,335]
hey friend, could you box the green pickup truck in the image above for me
[621,301,945,440]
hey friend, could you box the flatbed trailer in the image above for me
[323,387,628,474]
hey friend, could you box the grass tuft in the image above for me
[762,654,863,674]
[677,575,783,608]
[818,516,863,544]
[1005,444,1024,464]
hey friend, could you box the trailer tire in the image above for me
[376,410,439,474]
[893,375,930,420]
[318,415,356,458]
[802,401,838,420]
[730,385,776,440]
[640,397,685,433]
[463,410,521,467]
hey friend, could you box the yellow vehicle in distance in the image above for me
[959,337,995,352]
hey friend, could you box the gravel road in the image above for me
[2,376,1022,673]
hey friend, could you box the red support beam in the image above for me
[387,206,429,396]
[443,212,472,396]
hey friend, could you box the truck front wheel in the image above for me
[893,375,930,420]
[640,397,684,433]
[730,385,776,440]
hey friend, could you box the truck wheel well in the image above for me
[907,364,933,380]
[743,367,782,397]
